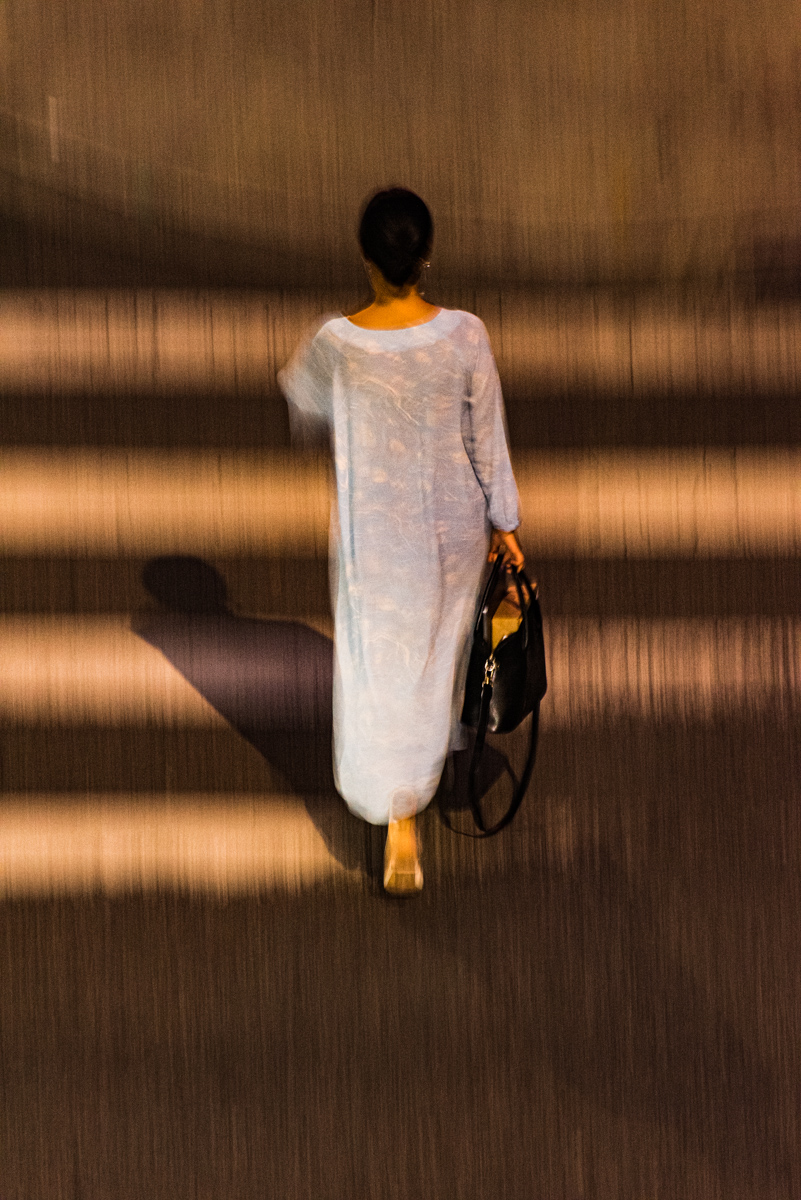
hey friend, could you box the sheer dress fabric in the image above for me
[278,308,520,825]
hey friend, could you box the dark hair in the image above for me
[358,188,434,288]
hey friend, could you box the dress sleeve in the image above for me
[277,321,336,441]
[461,320,521,532]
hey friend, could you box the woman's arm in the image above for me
[462,320,521,534]
[277,320,337,442]
[462,320,530,576]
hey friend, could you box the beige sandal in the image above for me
[384,817,423,894]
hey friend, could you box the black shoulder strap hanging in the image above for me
[439,694,541,839]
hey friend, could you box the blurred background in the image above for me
[2,4,801,1198]
[1,0,800,293]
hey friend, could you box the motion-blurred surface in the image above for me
[0,281,799,1196]
[1,0,800,290]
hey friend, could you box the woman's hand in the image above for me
[489,528,525,570]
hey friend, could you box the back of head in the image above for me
[358,188,434,288]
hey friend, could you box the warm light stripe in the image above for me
[0,616,224,722]
[0,616,796,724]
[0,448,800,556]
[545,617,801,724]
[0,290,800,393]
[0,450,331,556]
[518,448,801,556]
[0,796,354,896]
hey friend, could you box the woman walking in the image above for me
[278,188,524,894]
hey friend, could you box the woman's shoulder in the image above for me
[310,312,347,339]
[435,309,492,353]
[445,309,488,335]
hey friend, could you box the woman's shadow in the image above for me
[131,555,368,873]
[132,555,509,876]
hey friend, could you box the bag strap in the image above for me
[468,669,540,837]
[439,699,540,839]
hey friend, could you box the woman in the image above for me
[278,188,524,894]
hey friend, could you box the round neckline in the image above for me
[342,307,443,331]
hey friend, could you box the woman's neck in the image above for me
[347,289,440,330]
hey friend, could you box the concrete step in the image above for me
[2,289,801,399]
[1,709,797,898]
[1,446,800,556]
[0,290,800,447]
[1,555,801,618]
[0,794,358,897]
[0,613,797,725]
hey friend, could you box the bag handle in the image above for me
[507,565,534,650]
[475,549,534,641]
[472,546,507,636]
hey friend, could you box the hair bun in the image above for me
[358,188,433,288]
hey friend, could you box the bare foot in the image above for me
[384,817,423,894]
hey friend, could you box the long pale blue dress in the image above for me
[278,308,520,825]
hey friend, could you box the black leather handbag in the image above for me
[449,548,547,837]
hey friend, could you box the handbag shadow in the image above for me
[435,738,518,821]
[131,556,367,873]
